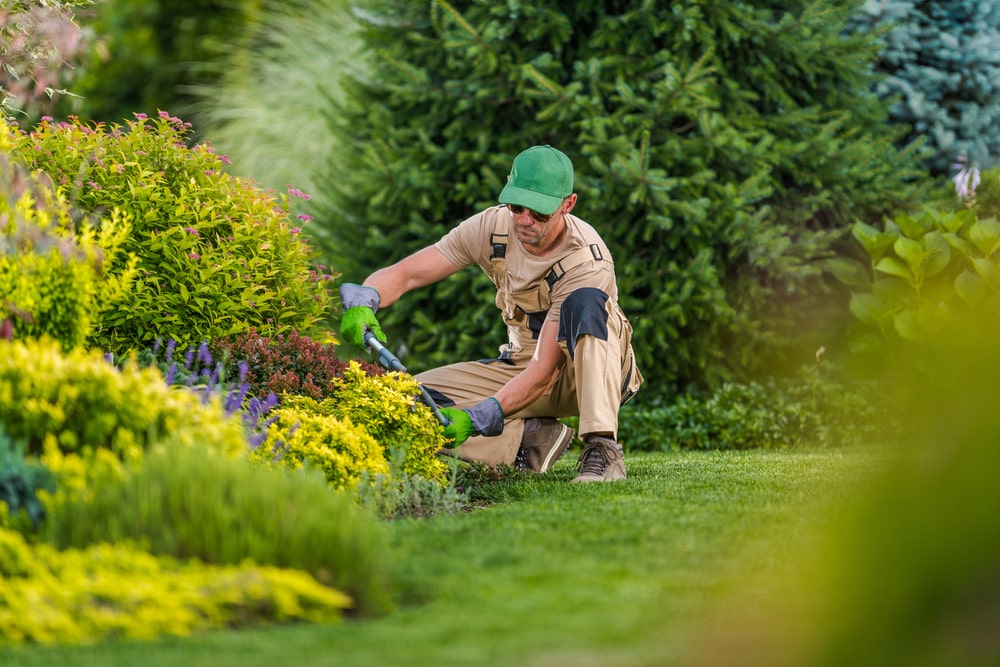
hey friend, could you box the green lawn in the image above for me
[1,448,889,667]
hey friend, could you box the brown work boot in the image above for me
[571,436,626,483]
[515,418,575,473]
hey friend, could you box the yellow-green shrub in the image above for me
[45,443,394,617]
[310,362,450,484]
[0,527,351,646]
[0,338,248,471]
[0,153,135,350]
[253,402,391,491]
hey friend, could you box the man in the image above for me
[340,145,642,482]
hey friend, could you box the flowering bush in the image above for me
[210,328,384,402]
[3,112,335,358]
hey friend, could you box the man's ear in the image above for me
[563,193,578,214]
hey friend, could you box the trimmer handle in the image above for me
[362,330,451,427]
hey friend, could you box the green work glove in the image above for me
[339,283,386,349]
[440,408,473,446]
[440,398,504,447]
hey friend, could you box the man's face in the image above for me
[510,201,563,249]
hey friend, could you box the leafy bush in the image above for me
[0,527,351,646]
[4,112,335,358]
[619,363,891,451]
[252,401,391,492]
[840,206,1000,361]
[0,426,56,532]
[210,328,384,402]
[298,363,450,485]
[0,338,248,468]
[0,149,135,350]
[44,442,393,617]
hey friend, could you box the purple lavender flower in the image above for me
[198,341,212,366]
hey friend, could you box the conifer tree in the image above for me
[320,0,925,394]
[850,0,1000,174]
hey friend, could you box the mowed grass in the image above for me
[1,448,890,667]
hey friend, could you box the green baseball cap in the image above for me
[498,145,574,215]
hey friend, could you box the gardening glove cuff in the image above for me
[465,397,505,437]
[339,283,381,312]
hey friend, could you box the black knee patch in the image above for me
[558,288,609,360]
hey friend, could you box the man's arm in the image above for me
[440,318,566,444]
[364,246,462,308]
[493,318,566,416]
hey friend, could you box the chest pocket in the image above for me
[488,213,605,339]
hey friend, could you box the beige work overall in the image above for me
[419,209,642,466]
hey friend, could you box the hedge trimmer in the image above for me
[363,330,451,427]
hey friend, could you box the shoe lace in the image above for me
[577,443,608,476]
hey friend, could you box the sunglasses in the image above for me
[508,204,554,224]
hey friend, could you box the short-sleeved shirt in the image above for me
[436,205,622,359]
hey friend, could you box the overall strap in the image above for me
[490,210,510,260]
[544,244,605,288]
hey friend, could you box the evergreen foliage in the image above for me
[320,0,925,393]
[849,0,1000,174]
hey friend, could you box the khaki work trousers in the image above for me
[416,308,642,466]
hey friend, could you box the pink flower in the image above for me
[185,227,199,236]
[189,253,201,261]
